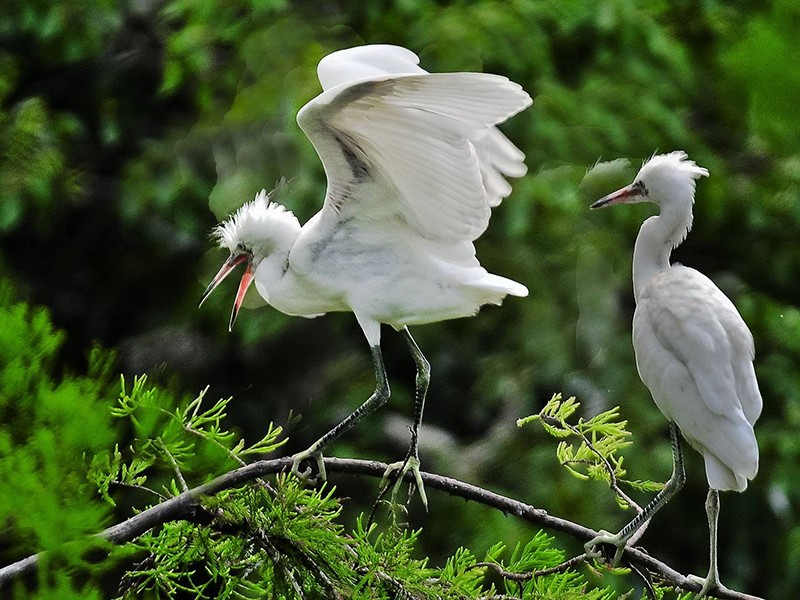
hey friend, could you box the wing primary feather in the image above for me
[297,59,530,243]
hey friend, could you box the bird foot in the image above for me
[687,573,723,598]
[584,530,628,565]
[290,447,326,483]
[381,455,428,510]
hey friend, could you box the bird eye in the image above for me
[236,242,247,252]
[636,180,648,195]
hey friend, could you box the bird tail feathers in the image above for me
[478,273,529,303]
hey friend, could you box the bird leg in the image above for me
[585,421,686,564]
[380,327,430,509]
[687,488,723,598]
[290,345,390,482]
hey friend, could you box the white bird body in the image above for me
[587,151,762,595]
[206,44,529,341]
[246,197,526,343]
[633,265,760,491]
[201,44,530,497]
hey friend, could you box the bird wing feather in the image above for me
[316,44,425,91]
[633,309,756,489]
[637,266,761,422]
[297,46,530,243]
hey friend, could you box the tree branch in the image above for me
[0,456,763,600]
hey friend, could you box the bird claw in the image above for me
[584,530,627,565]
[381,455,428,510]
[686,573,722,598]
[290,447,326,483]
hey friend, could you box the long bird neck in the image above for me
[255,230,298,293]
[249,209,303,291]
[632,200,693,302]
[254,233,335,318]
[257,248,292,285]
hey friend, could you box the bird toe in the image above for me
[584,530,627,565]
[290,447,326,483]
[381,456,428,510]
[686,573,723,598]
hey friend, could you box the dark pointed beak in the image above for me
[199,251,255,331]
[590,183,641,209]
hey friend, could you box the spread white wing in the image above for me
[296,45,531,243]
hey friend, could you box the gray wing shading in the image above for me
[296,69,531,243]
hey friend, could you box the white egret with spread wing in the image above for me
[586,151,762,596]
[200,45,531,505]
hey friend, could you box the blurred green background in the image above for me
[1,0,798,597]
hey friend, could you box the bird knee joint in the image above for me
[706,489,719,511]
[669,469,686,493]
[417,359,431,382]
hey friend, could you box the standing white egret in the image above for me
[200,44,531,505]
[586,151,762,596]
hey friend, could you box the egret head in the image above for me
[199,189,301,330]
[591,151,708,210]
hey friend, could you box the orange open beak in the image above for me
[199,251,255,331]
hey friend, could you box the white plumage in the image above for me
[587,151,762,596]
[610,152,762,491]
[201,44,531,502]
[634,265,760,491]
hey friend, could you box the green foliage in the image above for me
[0,98,82,232]
[2,0,798,597]
[521,394,662,512]
[721,0,800,154]
[0,1,119,233]
[0,283,116,596]
[0,287,742,598]
[159,0,288,104]
[98,374,615,599]
[91,375,286,505]
[118,480,346,599]
[115,479,615,599]
[495,532,613,599]
[2,2,120,62]
[520,397,706,598]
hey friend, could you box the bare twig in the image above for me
[625,556,657,599]
[0,457,763,600]
[110,480,167,501]
[471,561,531,582]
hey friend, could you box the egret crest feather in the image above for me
[213,190,301,257]
[637,151,709,205]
